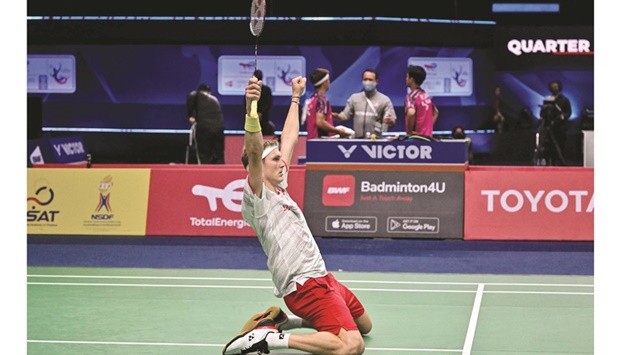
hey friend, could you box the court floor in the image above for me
[27,266,593,354]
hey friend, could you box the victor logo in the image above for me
[53,141,85,156]
[337,144,432,160]
[337,145,357,158]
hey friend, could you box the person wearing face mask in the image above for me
[334,69,397,139]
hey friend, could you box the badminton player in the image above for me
[222,76,372,354]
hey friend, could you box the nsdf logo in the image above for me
[322,175,355,207]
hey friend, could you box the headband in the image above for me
[313,73,329,86]
[245,145,279,171]
[262,145,278,160]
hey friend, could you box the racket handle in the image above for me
[250,100,259,119]
[249,75,259,119]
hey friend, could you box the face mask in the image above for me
[363,82,376,92]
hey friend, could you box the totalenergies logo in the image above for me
[192,179,244,212]
[190,179,249,230]
[423,63,437,71]
[92,175,114,220]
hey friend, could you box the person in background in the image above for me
[222,75,371,354]
[303,68,351,139]
[404,65,439,138]
[452,126,473,164]
[334,69,396,138]
[492,86,506,133]
[542,79,573,165]
[187,83,225,164]
[245,69,275,136]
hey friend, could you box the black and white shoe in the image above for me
[223,318,278,355]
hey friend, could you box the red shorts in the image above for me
[283,273,365,335]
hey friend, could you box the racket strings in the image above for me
[250,0,265,73]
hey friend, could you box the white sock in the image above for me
[279,315,303,330]
[266,332,290,349]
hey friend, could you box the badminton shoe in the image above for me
[239,306,289,334]
[223,318,278,355]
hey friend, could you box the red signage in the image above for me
[464,167,593,241]
[146,166,306,237]
[322,175,356,207]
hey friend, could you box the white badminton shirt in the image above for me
[241,165,328,298]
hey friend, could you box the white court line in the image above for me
[484,290,594,295]
[28,276,592,353]
[28,274,272,281]
[27,339,463,352]
[27,282,274,290]
[26,282,594,295]
[26,274,594,288]
[462,284,484,355]
[27,339,216,347]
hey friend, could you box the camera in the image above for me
[539,96,562,126]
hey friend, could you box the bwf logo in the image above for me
[322,175,355,207]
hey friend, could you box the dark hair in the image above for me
[362,69,378,80]
[407,65,427,85]
[548,80,562,92]
[197,83,211,92]
[310,68,330,87]
[253,69,263,81]
[451,126,465,139]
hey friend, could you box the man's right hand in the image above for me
[245,78,262,114]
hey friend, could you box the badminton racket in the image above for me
[249,0,266,118]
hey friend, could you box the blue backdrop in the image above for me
[28,42,593,135]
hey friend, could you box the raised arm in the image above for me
[244,77,265,195]
[279,76,307,167]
